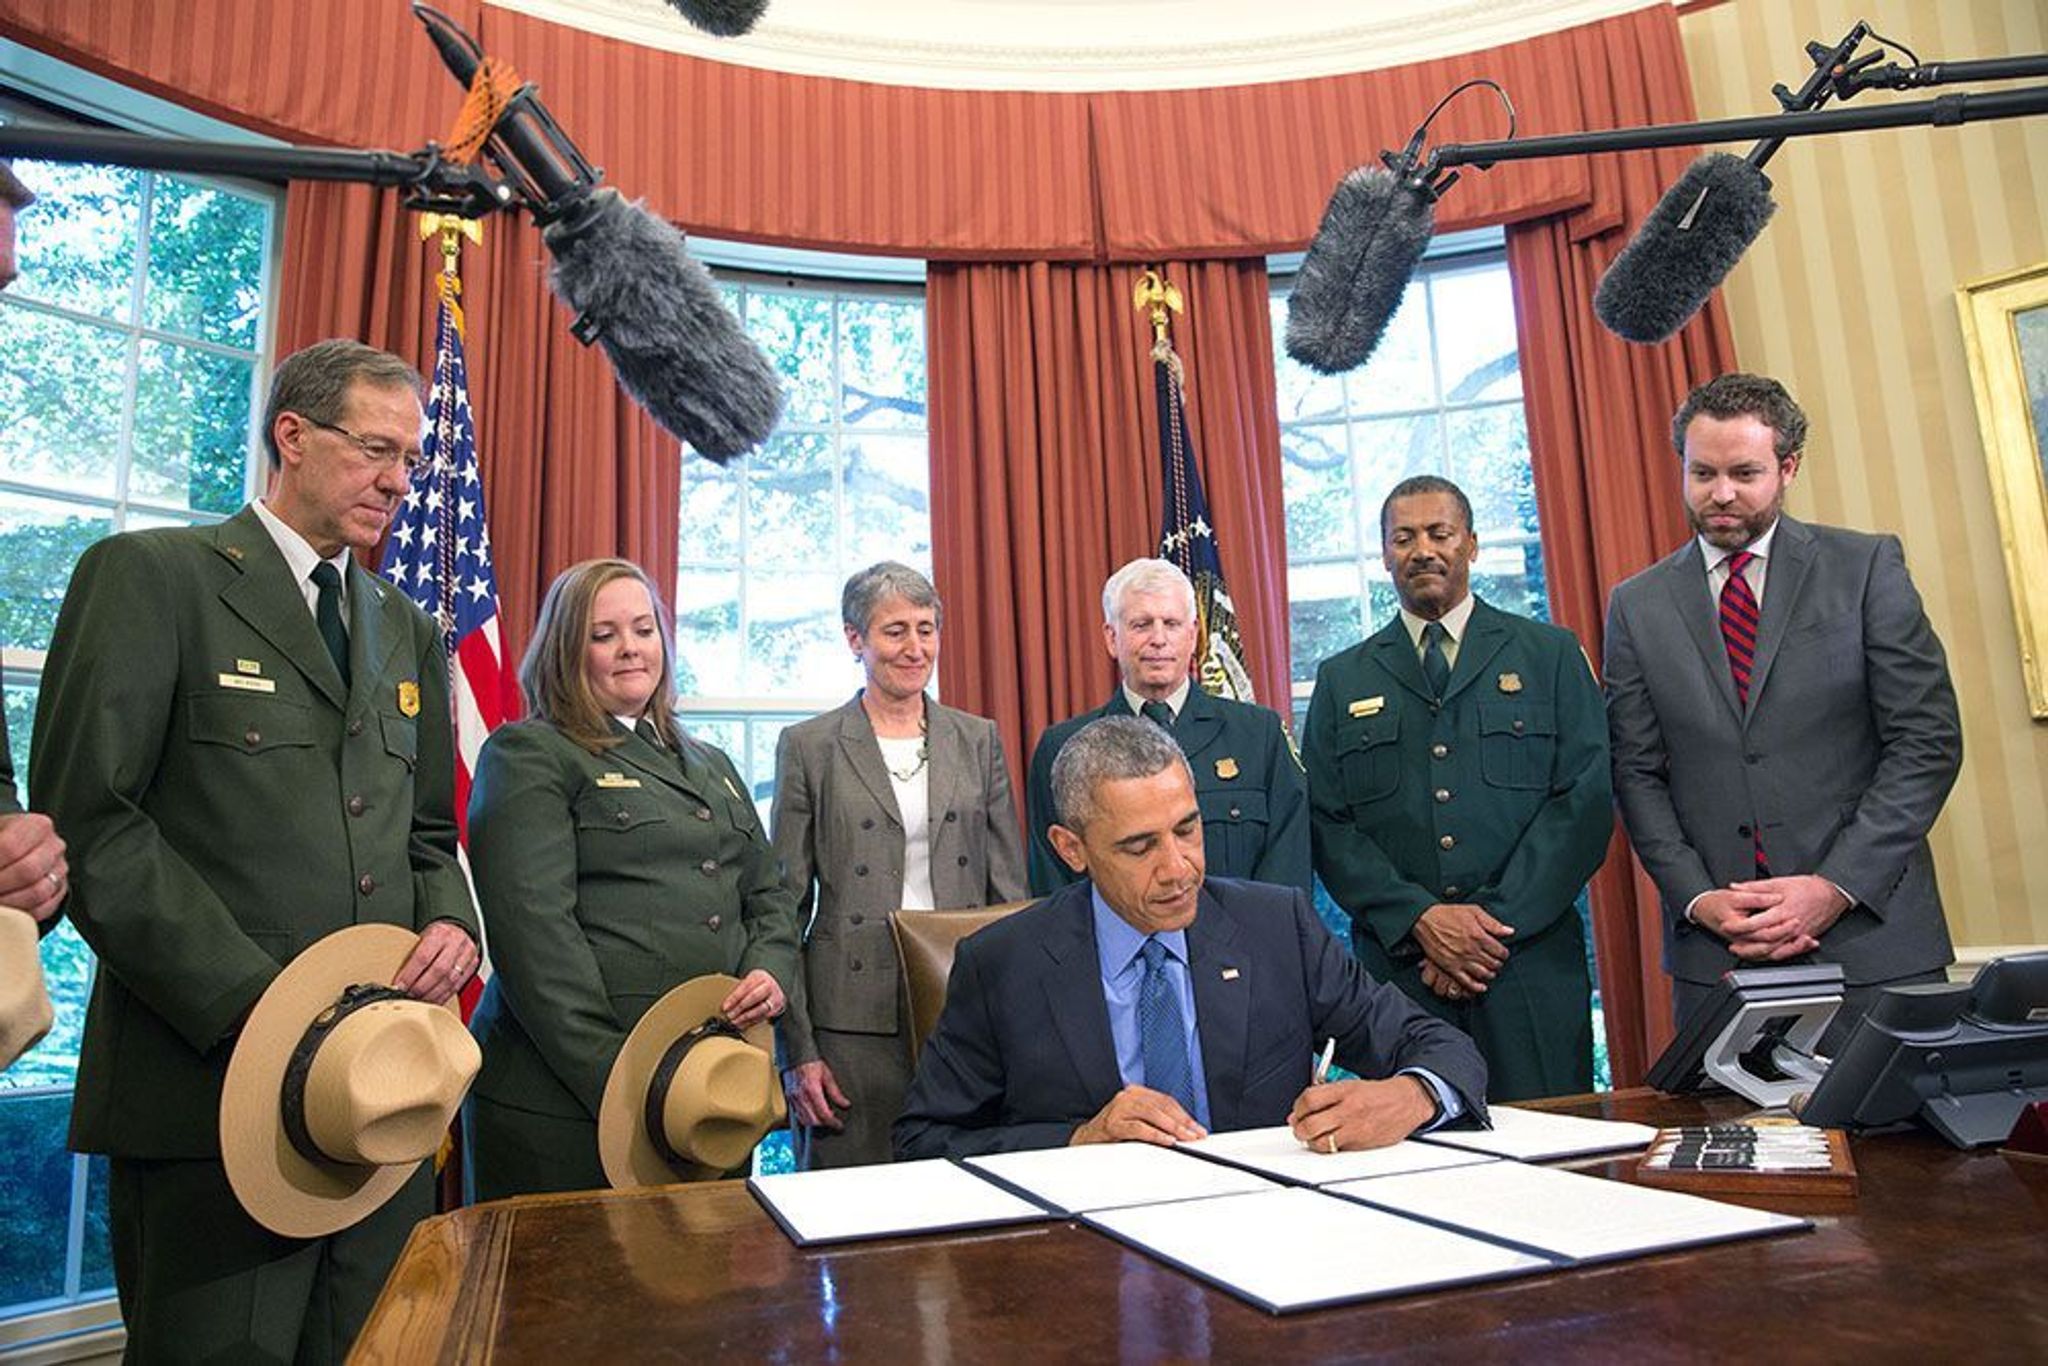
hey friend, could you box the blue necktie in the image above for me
[1137,937,1197,1114]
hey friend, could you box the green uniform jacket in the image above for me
[1026,688,1310,897]
[1304,599,1611,1098]
[466,719,800,1121]
[31,507,477,1158]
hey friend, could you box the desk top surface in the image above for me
[354,1090,2048,1363]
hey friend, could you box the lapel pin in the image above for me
[596,772,642,789]
[1220,968,1241,981]
[1497,672,1523,694]
[236,659,263,676]
[224,545,244,561]
[1214,756,1240,780]
[1347,696,1385,717]
[397,681,421,717]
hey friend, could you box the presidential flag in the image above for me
[379,271,512,1007]
[1154,332,1257,703]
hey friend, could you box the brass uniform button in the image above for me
[696,807,713,821]
[244,729,262,747]
[1431,743,1449,759]
[1439,834,1456,850]
[347,795,366,817]
[707,914,722,931]
[347,718,364,737]
[1434,789,1451,803]
[357,873,376,896]
[700,859,719,876]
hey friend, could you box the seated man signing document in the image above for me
[895,717,1487,1159]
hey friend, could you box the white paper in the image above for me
[1180,1126,1498,1185]
[749,1159,1050,1245]
[1332,1159,1806,1262]
[964,1140,1277,1214]
[1414,1104,1660,1161]
[1086,1187,1552,1313]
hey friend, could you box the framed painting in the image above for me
[1958,261,2048,719]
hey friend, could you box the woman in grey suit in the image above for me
[466,559,799,1200]
[774,562,1027,1168]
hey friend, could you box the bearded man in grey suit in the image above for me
[1603,373,1962,1050]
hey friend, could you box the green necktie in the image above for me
[310,562,350,687]
[1421,621,1450,698]
[1139,699,1176,731]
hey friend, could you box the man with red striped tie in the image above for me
[1604,373,1962,1051]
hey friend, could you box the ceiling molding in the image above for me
[487,0,1667,91]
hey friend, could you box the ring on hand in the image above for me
[1324,1134,1338,1155]
[44,871,60,891]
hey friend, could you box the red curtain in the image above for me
[1505,10,1738,1086]
[928,259,1289,799]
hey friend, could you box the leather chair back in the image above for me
[890,901,1035,1062]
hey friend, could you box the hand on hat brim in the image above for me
[721,968,784,1029]
[392,920,480,1004]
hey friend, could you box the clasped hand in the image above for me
[1693,875,1847,962]
[1414,902,1513,1001]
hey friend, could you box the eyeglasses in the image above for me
[303,417,429,474]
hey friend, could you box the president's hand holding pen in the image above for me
[1288,1035,1442,1154]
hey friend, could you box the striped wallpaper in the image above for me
[1679,0,2048,958]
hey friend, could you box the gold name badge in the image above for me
[1347,696,1386,718]
[1215,756,1240,780]
[1498,672,1523,694]
[397,681,421,717]
[218,673,276,694]
[596,773,642,789]
[235,658,264,676]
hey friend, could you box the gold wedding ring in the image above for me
[45,871,60,890]
[1324,1134,1338,1155]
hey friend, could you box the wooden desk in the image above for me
[354,1090,2048,1362]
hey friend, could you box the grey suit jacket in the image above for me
[772,695,1026,1063]
[1603,516,1962,986]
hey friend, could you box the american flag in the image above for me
[379,274,512,1008]
[1154,336,1257,703]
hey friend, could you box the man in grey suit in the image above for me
[1604,373,1962,1050]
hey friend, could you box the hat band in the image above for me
[279,983,411,1166]
[643,1015,746,1176]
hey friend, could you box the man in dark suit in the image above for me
[1604,373,1963,1049]
[1026,557,1309,898]
[33,340,482,1362]
[1305,476,1610,1101]
[896,716,1486,1159]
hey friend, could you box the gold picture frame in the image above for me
[1958,261,2048,720]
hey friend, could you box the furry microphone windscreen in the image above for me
[663,0,768,36]
[545,189,784,463]
[1285,165,1437,376]
[1593,152,1777,344]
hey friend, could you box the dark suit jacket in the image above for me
[32,506,477,1157]
[1604,516,1962,986]
[893,878,1487,1159]
[467,719,800,1120]
[771,695,1026,1062]
[1027,688,1309,897]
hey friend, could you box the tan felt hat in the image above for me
[0,911,54,1071]
[597,974,785,1189]
[220,924,480,1238]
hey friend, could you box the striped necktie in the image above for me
[1718,550,1769,874]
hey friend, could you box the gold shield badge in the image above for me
[1498,673,1523,694]
[1215,757,1240,780]
[397,680,421,717]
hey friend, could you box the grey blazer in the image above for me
[772,695,1027,1063]
[1603,516,1962,987]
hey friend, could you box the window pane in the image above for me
[1473,541,1550,624]
[141,177,268,349]
[0,309,128,500]
[131,339,253,515]
[1280,422,1353,561]
[1287,561,1367,685]
[845,434,931,569]
[0,494,116,653]
[677,461,741,565]
[674,569,740,696]
[81,1156,114,1296]
[1446,403,1535,540]
[743,571,843,696]
[3,681,31,788]
[0,1093,74,1307]
[839,296,925,430]
[1269,296,1345,421]
[1431,264,1522,402]
[744,290,834,425]
[9,160,142,323]
[1348,411,1442,510]
[746,433,834,568]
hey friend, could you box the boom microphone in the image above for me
[546,190,785,462]
[413,5,782,460]
[1284,154,1440,376]
[1591,151,1777,344]
[661,0,769,36]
